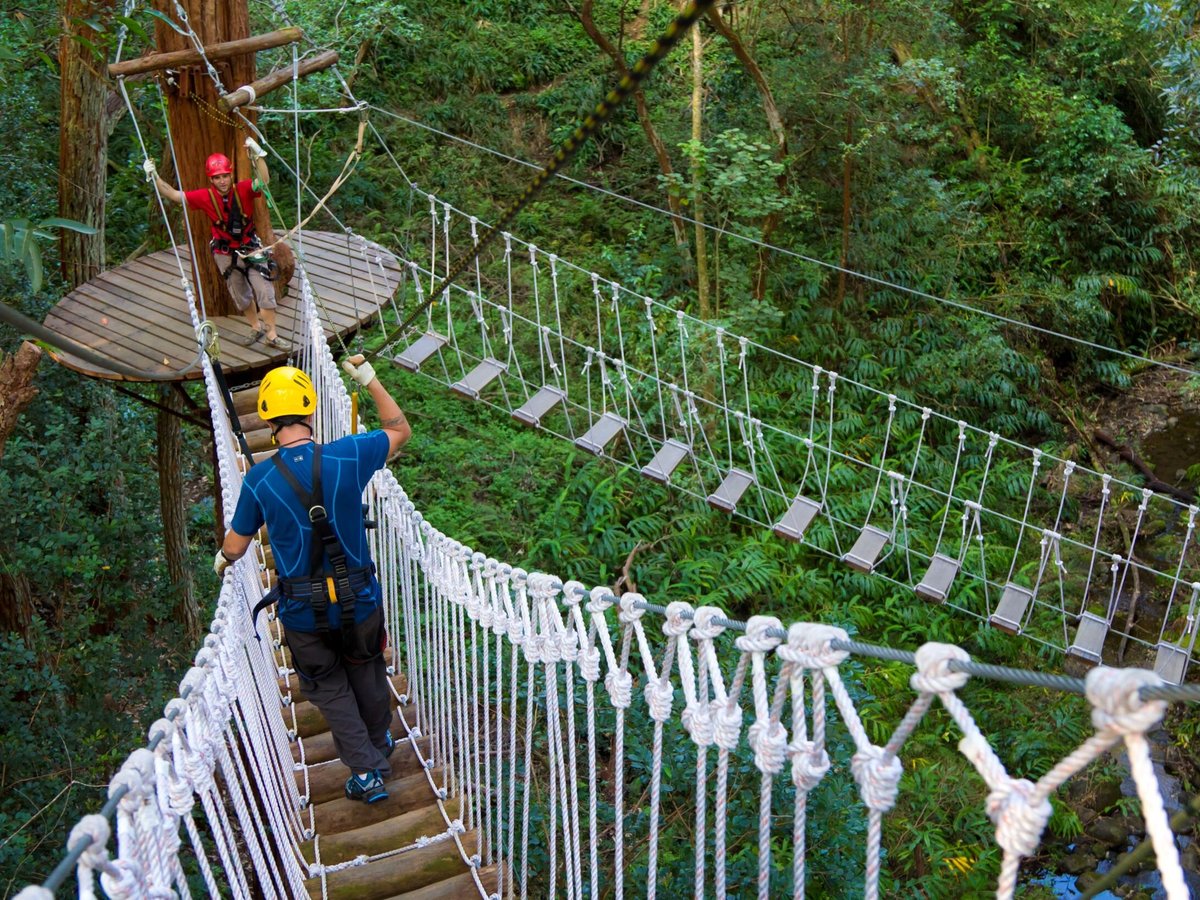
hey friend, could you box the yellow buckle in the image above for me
[326,576,338,604]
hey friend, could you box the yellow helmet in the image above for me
[258,366,317,420]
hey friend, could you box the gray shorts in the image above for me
[213,251,276,312]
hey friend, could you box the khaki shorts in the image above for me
[213,251,276,311]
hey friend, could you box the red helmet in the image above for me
[205,153,233,177]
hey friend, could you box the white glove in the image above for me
[142,158,157,182]
[214,549,232,577]
[342,354,376,387]
[244,137,267,160]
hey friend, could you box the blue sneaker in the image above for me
[383,729,396,760]
[345,770,388,804]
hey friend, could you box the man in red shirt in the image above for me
[145,138,285,348]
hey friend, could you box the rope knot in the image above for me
[69,813,112,867]
[747,719,788,774]
[691,605,726,640]
[683,703,715,747]
[851,746,903,812]
[605,669,633,709]
[778,623,850,669]
[663,600,694,637]
[735,615,783,654]
[580,645,602,683]
[587,585,615,614]
[1085,666,1167,736]
[562,580,586,607]
[986,777,1052,858]
[101,858,144,900]
[618,592,646,623]
[788,740,831,791]
[712,700,743,751]
[911,642,971,694]
[558,627,580,663]
[644,678,674,722]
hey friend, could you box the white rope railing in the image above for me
[24,239,1197,900]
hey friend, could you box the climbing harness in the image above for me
[253,445,374,651]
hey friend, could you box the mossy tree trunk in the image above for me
[158,385,201,644]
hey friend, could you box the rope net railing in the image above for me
[26,257,1197,900]
[363,185,1199,685]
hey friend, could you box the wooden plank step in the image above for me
[299,736,432,805]
[280,669,408,707]
[302,797,461,867]
[385,863,502,899]
[232,387,260,416]
[245,426,274,452]
[294,706,420,765]
[290,676,410,738]
[311,769,447,836]
[304,830,479,900]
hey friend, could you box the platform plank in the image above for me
[44,231,403,382]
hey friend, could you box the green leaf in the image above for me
[39,217,98,235]
[143,8,188,35]
[26,240,43,293]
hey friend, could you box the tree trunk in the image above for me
[706,7,788,300]
[153,0,264,318]
[690,21,710,318]
[0,341,42,640]
[0,342,42,460]
[158,385,201,643]
[837,11,853,307]
[574,0,694,282]
[59,0,116,287]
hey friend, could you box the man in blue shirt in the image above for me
[215,356,411,803]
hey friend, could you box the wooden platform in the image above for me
[44,230,403,382]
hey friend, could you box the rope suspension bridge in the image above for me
[12,0,1200,897]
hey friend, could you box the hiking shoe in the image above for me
[345,769,388,804]
[383,729,396,760]
[243,328,265,346]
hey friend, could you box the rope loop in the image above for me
[788,739,831,791]
[777,622,849,669]
[986,777,1053,858]
[735,615,783,654]
[691,605,726,640]
[588,585,617,615]
[561,579,586,606]
[617,592,646,623]
[69,814,112,869]
[100,858,144,900]
[1085,667,1167,736]
[910,642,971,695]
[850,745,903,812]
[663,600,694,637]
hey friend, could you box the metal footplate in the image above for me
[575,412,626,455]
[451,358,506,400]
[773,495,822,542]
[641,439,690,484]
[1067,612,1108,665]
[989,583,1033,635]
[1153,641,1191,685]
[707,468,755,513]
[915,553,960,603]
[842,525,889,573]
[512,385,566,427]
[393,331,448,372]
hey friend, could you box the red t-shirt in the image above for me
[183,180,261,252]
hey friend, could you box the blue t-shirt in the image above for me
[231,430,389,632]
